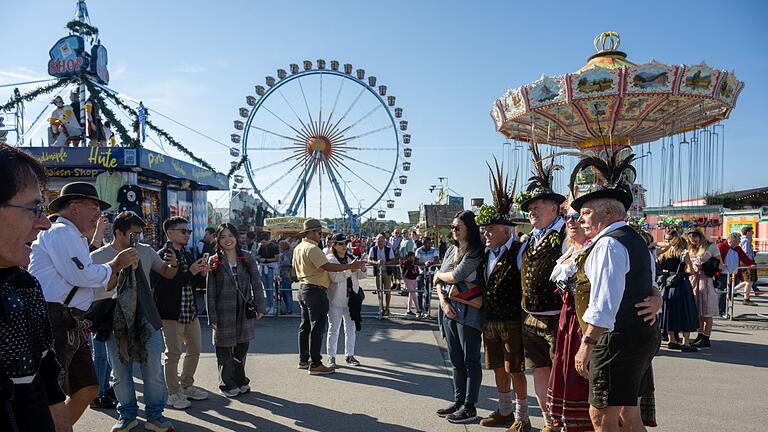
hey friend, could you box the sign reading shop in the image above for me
[48,35,109,84]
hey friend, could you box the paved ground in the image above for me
[76,279,768,431]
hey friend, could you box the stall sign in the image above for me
[45,167,101,178]
[140,149,228,190]
[90,44,109,85]
[24,147,136,168]
[48,35,90,79]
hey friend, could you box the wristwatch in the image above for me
[581,335,598,345]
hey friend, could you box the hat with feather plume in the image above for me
[519,142,566,211]
[569,149,636,212]
[475,157,518,226]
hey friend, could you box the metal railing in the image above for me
[253,263,441,320]
[723,265,767,320]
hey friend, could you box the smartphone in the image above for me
[129,232,138,247]
[165,241,173,251]
[203,252,210,263]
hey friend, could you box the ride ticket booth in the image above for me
[25,146,229,249]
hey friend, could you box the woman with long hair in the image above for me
[325,234,367,368]
[433,210,484,424]
[547,208,593,431]
[658,236,699,352]
[686,231,722,348]
[206,223,265,397]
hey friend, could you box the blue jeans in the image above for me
[280,276,293,314]
[92,334,112,396]
[106,327,167,421]
[261,265,276,310]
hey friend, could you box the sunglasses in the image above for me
[565,213,579,222]
[450,224,462,231]
[170,229,192,235]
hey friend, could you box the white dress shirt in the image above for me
[486,233,515,278]
[29,217,112,311]
[582,221,634,332]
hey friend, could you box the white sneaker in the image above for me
[166,392,191,409]
[220,387,240,398]
[181,385,209,401]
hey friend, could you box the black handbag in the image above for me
[701,257,720,278]
[660,258,685,300]
[233,277,259,319]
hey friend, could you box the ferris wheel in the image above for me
[229,60,411,224]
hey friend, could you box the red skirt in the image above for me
[548,290,593,432]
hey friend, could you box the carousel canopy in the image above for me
[491,32,744,150]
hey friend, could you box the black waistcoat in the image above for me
[479,241,523,322]
[521,225,565,313]
[604,225,654,331]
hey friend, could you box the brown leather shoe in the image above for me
[506,420,532,432]
[308,364,335,375]
[480,410,515,427]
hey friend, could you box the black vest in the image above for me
[605,225,654,331]
[480,242,523,322]
[521,225,565,312]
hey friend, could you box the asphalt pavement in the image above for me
[76,278,768,431]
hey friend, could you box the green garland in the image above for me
[0,79,70,112]
[83,80,138,147]
[66,20,99,37]
[93,82,217,172]
[227,156,246,178]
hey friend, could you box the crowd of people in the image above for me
[0,140,761,432]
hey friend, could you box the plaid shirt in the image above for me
[178,254,197,324]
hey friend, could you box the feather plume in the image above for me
[526,142,562,193]
[569,150,637,196]
[487,157,517,216]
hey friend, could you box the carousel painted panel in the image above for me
[491,102,505,132]
[503,88,526,118]
[678,63,720,98]
[570,67,621,100]
[525,75,567,109]
[625,62,677,95]
[715,73,743,107]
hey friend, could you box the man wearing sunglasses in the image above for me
[152,217,210,410]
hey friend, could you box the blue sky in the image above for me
[2,0,767,221]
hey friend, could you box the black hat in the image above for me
[476,157,518,227]
[332,233,350,244]
[520,143,566,211]
[49,182,111,212]
[569,150,636,212]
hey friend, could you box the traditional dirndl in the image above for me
[548,289,592,432]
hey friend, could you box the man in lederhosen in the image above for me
[517,144,567,432]
[476,160,532,432]
[570,152,661,431]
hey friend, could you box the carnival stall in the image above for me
[263,216,329,241]
[1,1,230,249]
[24,146,228,248]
